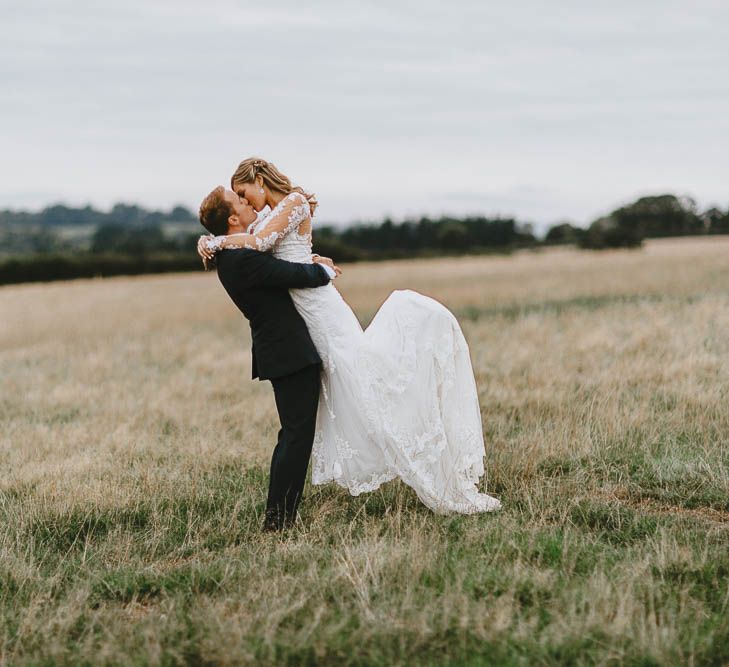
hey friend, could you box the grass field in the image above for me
[2,237,729,666]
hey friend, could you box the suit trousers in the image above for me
[266,362,321,527]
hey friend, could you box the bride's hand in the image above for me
[197,234,216,264]
[313,255,342,277]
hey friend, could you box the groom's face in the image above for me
[224,189,257,229]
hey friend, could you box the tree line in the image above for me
[0,193,727,284]
[545,195,729,249]
[0,203,196,227]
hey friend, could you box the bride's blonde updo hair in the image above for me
[231,157,318,216]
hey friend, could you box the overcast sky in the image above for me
[2,0,727,230]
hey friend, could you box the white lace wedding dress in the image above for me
[225,192,501,514]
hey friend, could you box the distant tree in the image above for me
[71,205,105,226]
[142,211,166,225]
[312,236,364,262]
[579,194,705,250]
[0,209,34,226]
[29,229,64,254]
[110,204,145,225]
[580,215,644,250]
[614,194,704,238]
[544,222,585,245]
[437,222,469,251]
[169,205,195,221]
[92,224,165,254]
[174,232,203,253]
[703,206,729,234]
[38,205,81,226]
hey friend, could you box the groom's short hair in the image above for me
[199,186,233,236]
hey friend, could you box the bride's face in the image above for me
[233,180,267,212]
[223,189,257,226]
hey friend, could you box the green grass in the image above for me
[2,244,729,665]
[2,460,728,665]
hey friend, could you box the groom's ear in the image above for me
[228,214,246,232]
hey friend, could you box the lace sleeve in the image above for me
[213,192,310,253]
[254,192,310,252]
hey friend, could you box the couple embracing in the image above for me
[197,157,501,532]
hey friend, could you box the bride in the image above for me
[197,157,501,514]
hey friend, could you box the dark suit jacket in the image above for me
[215,248,330,381]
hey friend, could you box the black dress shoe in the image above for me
[262,518,282,532]
[262,509,297,532]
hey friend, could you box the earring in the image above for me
[259,188,264,194]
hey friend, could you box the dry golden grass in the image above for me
[1,236,729,665]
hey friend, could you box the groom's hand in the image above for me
[313,255,342,278]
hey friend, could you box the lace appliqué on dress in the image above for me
[254,193,311,252]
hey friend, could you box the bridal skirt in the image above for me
[289,286,501,514]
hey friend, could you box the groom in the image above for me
[199,186,339,531]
